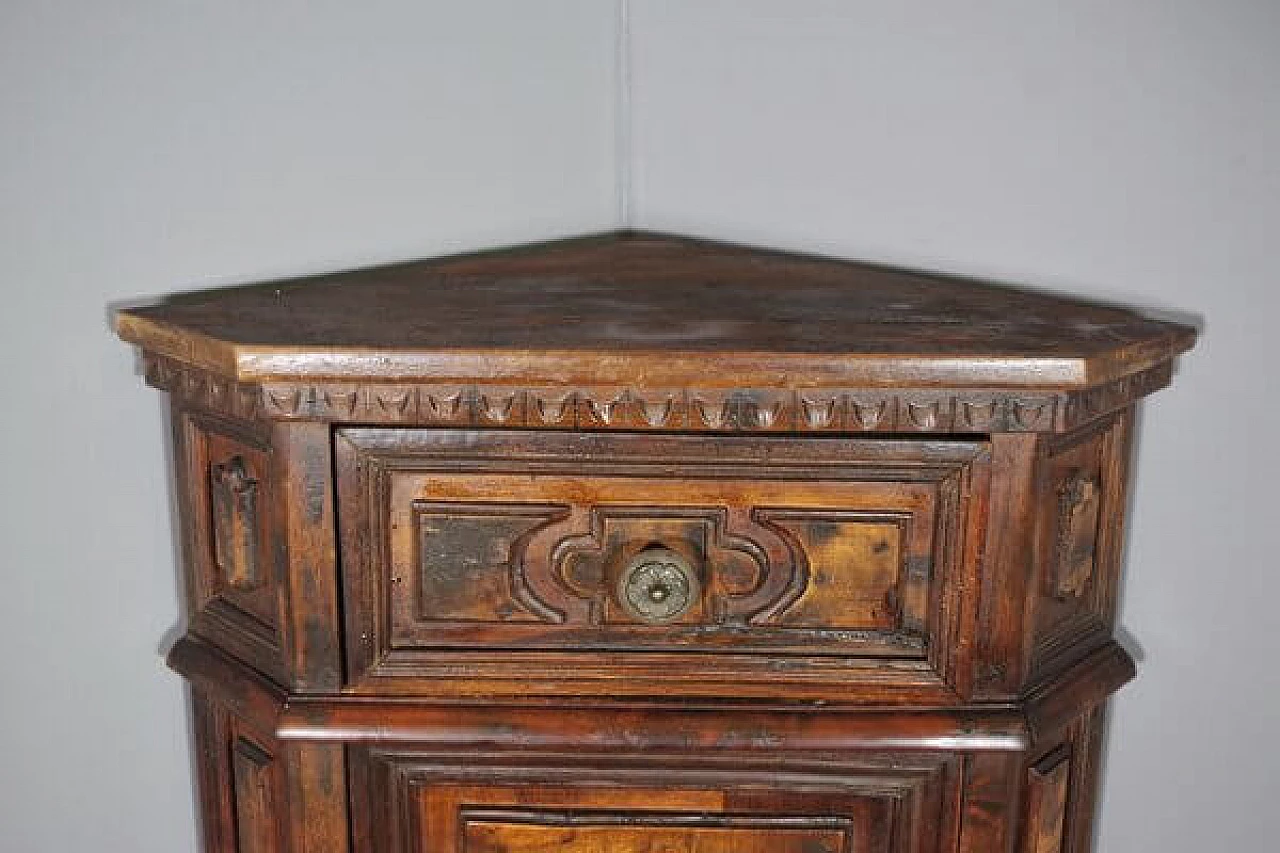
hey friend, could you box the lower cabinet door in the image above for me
[351,749,960,853]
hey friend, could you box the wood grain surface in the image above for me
[116,230,1194,389]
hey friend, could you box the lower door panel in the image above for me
[351,749,960,853]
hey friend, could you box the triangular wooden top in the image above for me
[117,231,1194,392]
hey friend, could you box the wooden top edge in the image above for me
[113,228,1199,393]
[117,311,1195,391]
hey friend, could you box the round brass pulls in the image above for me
[616,547,699,623]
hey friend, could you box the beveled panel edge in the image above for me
[138,352,1174,434]
[1021,639,1135,744]
[169,633,288,735]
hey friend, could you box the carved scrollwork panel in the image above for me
[410,502,568,624]
[535,506,798,628]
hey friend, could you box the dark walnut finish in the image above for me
[117,231,1195,853]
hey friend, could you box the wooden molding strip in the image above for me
[142,353,1172,434]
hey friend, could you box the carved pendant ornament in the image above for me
[209,455,261,591]
[1051,470,1101,600]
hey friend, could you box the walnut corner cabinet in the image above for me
[115,232,1196,853]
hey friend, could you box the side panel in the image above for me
[190,685,350,853]
[1015,705,1111,853]
[174,405,285,683]
[191,690,288,853]
[1028,411,1134,687]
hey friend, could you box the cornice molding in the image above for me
[144,353,1171,434]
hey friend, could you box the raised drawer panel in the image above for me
[336,429,988,699]
[398,478,935,648]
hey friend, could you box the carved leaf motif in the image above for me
[689,392,732,429]
[527,390,575,427]
[375,389,415,417]
[477,391,523,424]
[848,397,889,430]
[799,394,838,429]
[960,399,999,430]
[738,392,791,430]
[265,389,302,416]
[638,393,678,428]
[1013,400,1051,431]
[421,387,469,422]
[906,401,940,430]
[323,389,359,416]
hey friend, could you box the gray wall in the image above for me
[627,4,1278,851]
[0,3,616,850]
[2,2,1273,851]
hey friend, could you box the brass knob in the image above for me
[617,547,699,623]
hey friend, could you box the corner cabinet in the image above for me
[115,231,1195,853]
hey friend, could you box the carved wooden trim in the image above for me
[143,353,1171,433]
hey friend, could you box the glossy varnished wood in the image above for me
[117,231,1194,852]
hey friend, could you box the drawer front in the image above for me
[337,429,988,699]
[351,750,959,853]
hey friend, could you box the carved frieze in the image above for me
[143,353,1171,434]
